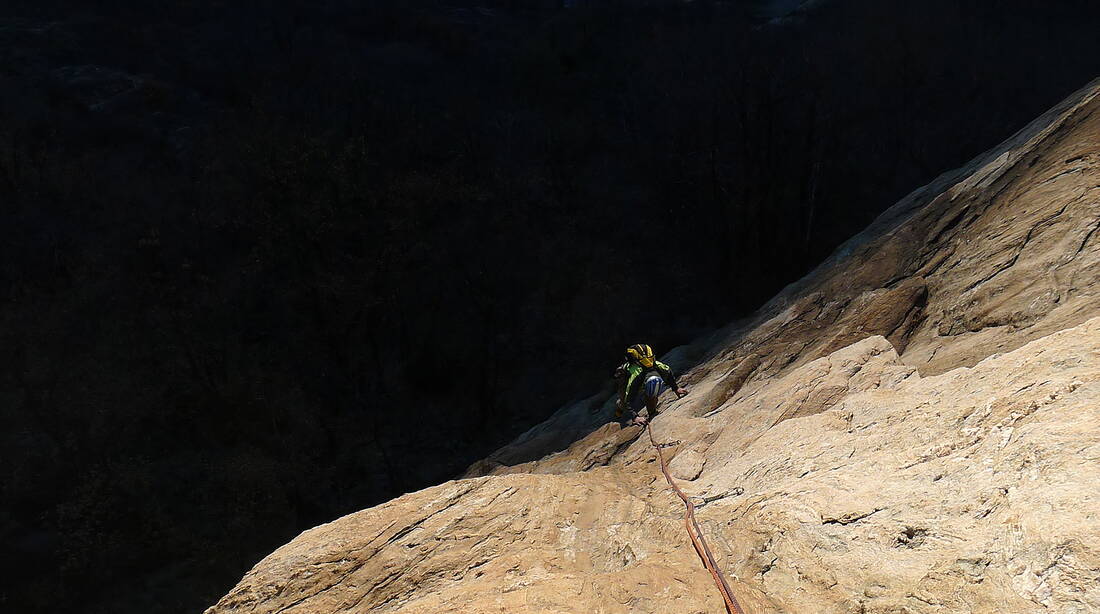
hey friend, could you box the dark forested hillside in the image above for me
[3,1,1099,612]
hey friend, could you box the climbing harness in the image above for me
[646,424,748,614]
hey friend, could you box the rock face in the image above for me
[207,80,1100,613]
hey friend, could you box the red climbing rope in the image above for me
[646,423,747,614]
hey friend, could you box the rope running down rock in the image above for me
[646,423,747,614]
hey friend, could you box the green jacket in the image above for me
[615,360,678,411]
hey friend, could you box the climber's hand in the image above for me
[675,387,688,398]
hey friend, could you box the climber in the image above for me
[614,343,688,427]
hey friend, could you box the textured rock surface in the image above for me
[207,80,1100,613]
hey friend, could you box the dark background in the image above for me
[2,1,1099,612]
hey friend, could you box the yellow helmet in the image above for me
[626,343,656,368]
